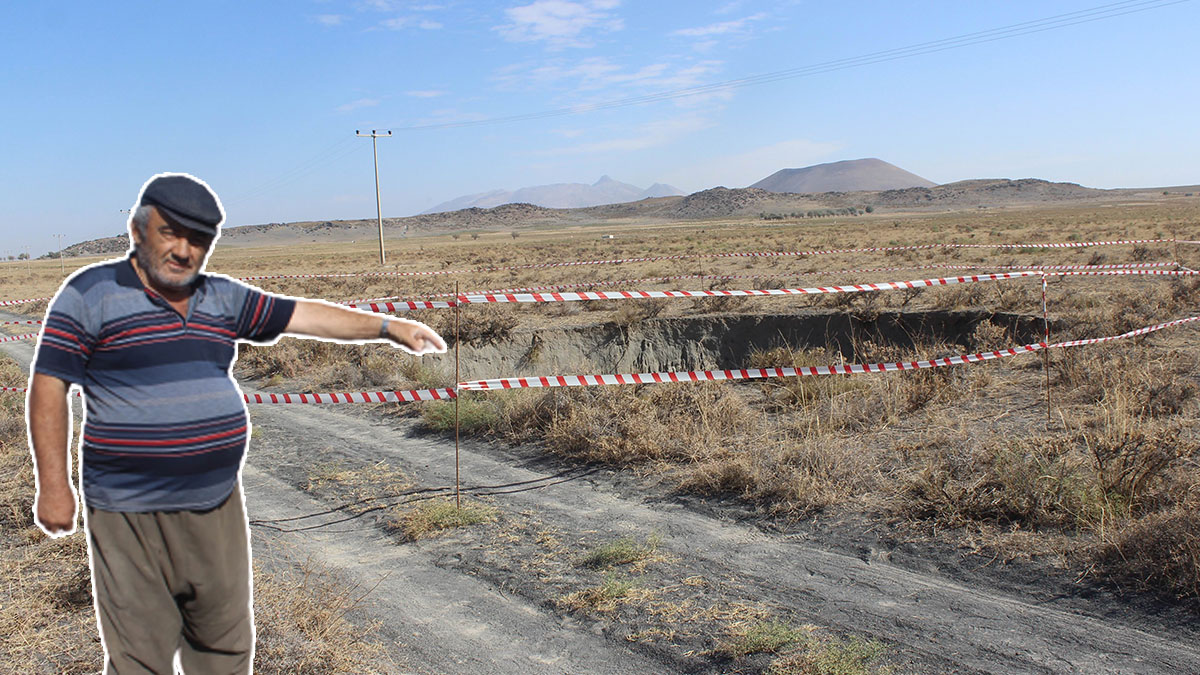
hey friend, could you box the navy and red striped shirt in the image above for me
[34,256,295,512]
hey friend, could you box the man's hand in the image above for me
[34,481,78,537]
[385,317,447,355]
[285,300,446,354]
[28,372,78,538]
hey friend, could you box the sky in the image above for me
[2,0,1198,257]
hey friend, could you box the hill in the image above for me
[751,158,936,193]
[55,178,1174,256]
[423,176,683,213]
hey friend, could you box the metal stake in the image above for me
[454,280,461,509]
[1041,273,1052,428]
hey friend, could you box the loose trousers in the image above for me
[87,486,254,674]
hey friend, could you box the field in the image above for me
[2,195,1199,673]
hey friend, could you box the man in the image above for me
[27,173,445,673]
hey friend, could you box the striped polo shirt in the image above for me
[34,256,295,512]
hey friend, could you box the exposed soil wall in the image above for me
[452,310,1048,380]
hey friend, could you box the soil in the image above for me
[5,308,1200,674]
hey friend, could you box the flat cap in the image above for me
[139,173,224,236]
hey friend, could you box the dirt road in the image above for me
[241,396,1200,674]
[5,311,1199,674]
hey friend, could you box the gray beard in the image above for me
[134,243,200,291]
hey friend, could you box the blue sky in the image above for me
[2,1,1197,256]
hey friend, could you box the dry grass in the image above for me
[388,498,498,540]
[716,619,890,674]
[0,354,400,672]
[580,534,664,570]
[0,357,98,674]
[13,198,1200,603]
[558,573,645,613]
[252,557,396,674]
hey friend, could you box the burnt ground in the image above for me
[4,307,1200,674]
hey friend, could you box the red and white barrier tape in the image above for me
[457,271,1044,305]
[242,388,456,404]
[1048,316,1200,348]
[237,237,1183,284]
[1,320,42,325]
[350,272,1044,312]
[0,296,51,307]
[459,345,1047,391]
[344,300,457,311]
[0,333,38,343]
[1054,269,1200,278]
[340,262,1177,307]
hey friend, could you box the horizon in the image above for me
[3,1,1198,256]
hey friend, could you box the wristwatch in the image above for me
[379,317,391,339]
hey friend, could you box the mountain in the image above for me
[423,176,684,213]
[750,158,936,193]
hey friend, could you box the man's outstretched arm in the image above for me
[285,300,446,355]
[28,372,77,537]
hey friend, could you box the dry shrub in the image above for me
[1068,277,1200,337]
[423,304,520,346]
[609,299,669,327]
[691,294,750,313]
[970,319,1014,352]
[936,283,988,309]
[1081,418,1197,514]
[679,428,880,513]
[541,383,756,464]
[747,346,863,410]
[1092,505,1200,598]
[853,338,973,415]
[902,435,1100,530]
[1054,346,1198,417]
[900,417,1197,532]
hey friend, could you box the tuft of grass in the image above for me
[558,573,638,613]
[418,397,500,434]
[390,498,498,540]
[718,620,810,657]
[580,534,662,570]
[768,634,890,675]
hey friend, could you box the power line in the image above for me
[222,136,359,206]
[391,0,1189,131]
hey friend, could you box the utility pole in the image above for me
[53,234,66,275]
[356,129,392,265]
[23,246,31,276]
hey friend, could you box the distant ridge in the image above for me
[751,158,936,193]
[423,176,683,213]
[57,177,1184,256]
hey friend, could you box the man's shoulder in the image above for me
[200,272,251,297]
[59,257,128,296]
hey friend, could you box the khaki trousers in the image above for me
[87,486,254,674]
